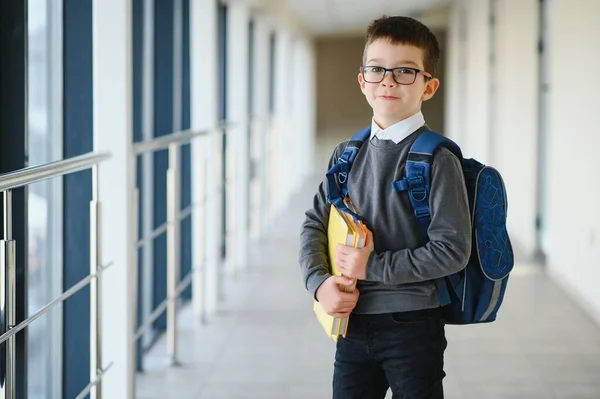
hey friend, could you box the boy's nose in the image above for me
[381,71,397,87]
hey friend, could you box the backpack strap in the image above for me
[392,131,463,306]
[325,126,371,220]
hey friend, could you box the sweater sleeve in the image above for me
[298,146,343,299]
[365,149,472,284]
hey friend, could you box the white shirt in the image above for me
[370,111,426,144]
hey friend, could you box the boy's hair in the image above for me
[363,16,440,77]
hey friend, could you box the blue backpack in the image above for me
[325,126,514,324]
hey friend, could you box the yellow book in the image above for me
[313,200,367,341]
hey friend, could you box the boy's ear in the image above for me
[421,78,440,102]
[358,72,366,93]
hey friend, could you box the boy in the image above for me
[298,16,472,398]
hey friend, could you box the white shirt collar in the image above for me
[370,111,426,144]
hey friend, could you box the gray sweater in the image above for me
[299,126,472,314]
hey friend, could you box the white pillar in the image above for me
[226,0,250,275]
[463,0,491,161]
[494,0,538,259]
[306,41,317,177]
[289,37,300,194]
[291,38,316,186]
[273,29,292,215]
[294,37,307,191]
[92,0,136,397]
[190,0,219,319]
[251,14,271,240]
[445,0,466,143]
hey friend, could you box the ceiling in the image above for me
[278,0,450,36]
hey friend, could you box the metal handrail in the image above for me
[135,199,205,249]
[136,220,169,250]
[131,122,234,156]
[74,362,114,399]
[133,268,195,342]
[132,128,209,156]
[0,152,111,192]
[130,122,232,367]
[0,150,111,399]
[0,262,113,345]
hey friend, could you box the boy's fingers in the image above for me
[336,244,354,255]
[333,304,353,313]
[331,312,350,319]
[331,275,354,286]
[339,292,359,305]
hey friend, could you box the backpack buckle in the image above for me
[336,157,349,184]
[392,175,425,193]
[414,206,431,220]
[409,187,427,202]
[407,175,424,188]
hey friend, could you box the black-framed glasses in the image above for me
[360,66,433,85]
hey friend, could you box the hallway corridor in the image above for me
[136,177,600,399]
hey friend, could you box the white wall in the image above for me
[545,0,600,324]
[494,0,539,259]
[447,0,538,260]
[445,1,463,143]
[465,0,491,161]
[447,0,600,325]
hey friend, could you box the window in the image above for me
[27,1,63,397]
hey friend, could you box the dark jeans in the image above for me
[333,307,447,399]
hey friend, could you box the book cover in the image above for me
[313,199,366,341]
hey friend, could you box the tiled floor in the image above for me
[136,177,600,399]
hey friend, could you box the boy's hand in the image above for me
[335,229,374,280]
[315,275,360,318]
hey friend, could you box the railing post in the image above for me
[225,126,237,279]
[0,190,16,399]
[129,186,139,398]
[90,166,103,399]
[192,134,207,323]
[216,127,226,301]
[166,143,181,365]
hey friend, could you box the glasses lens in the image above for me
[393,68,417,84]
[363,67,385,83]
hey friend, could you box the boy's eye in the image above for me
[369,67,384,73]
[396,68,415,75]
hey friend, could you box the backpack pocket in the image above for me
[473,167,514,281]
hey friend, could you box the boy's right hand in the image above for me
[315,275,360,318]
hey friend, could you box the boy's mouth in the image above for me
[379,95,399,100]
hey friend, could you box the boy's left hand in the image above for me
[335,229,374,280]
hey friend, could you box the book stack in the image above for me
[313,199,367,341]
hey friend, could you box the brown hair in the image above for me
[363,16,440,76]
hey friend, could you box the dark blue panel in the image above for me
[133,0,143,145]
[62,0,93,397]
[182,0,191,131]
[0,1,29,396]
[181,0,192,300]
[153,0,174,330]
[132,0,145,371]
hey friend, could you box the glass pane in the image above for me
[27,0,63,398]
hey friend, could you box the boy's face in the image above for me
[358,39,439,129]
